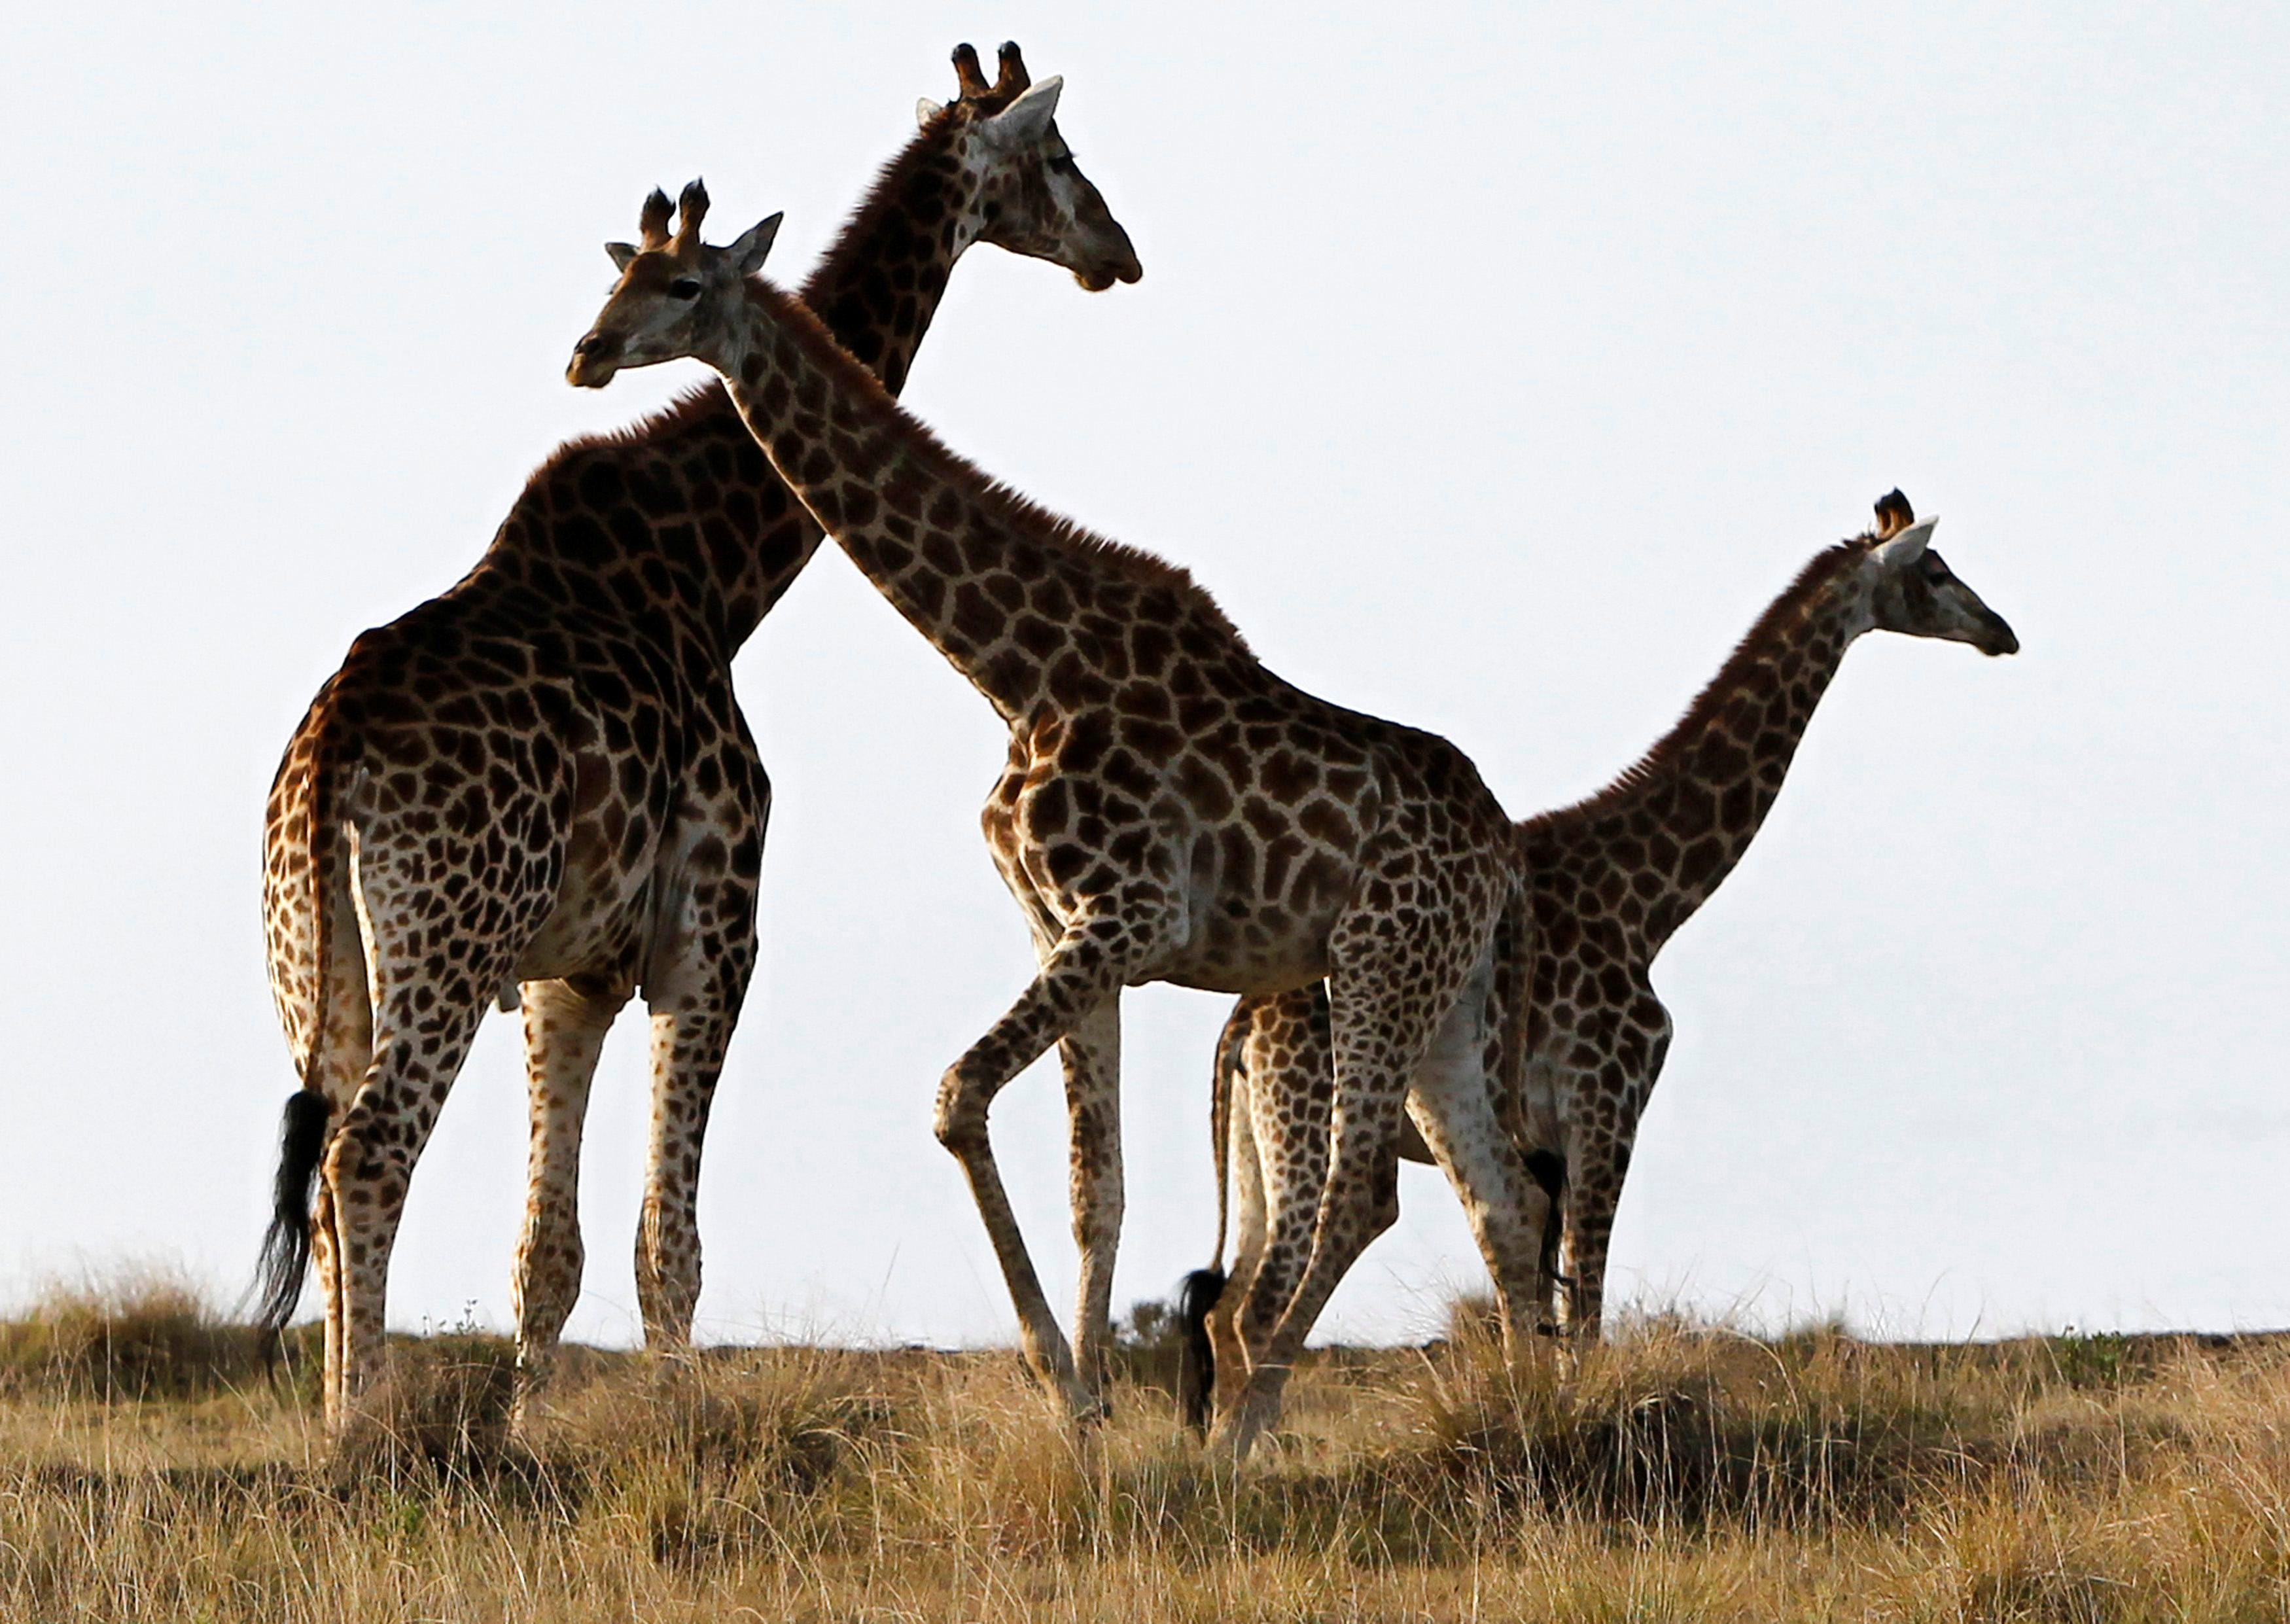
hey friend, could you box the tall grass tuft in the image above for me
[0,1266,262,1401]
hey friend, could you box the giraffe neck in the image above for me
[796,108,987,404]
[476,111,987,663]
[1532,544,1875,948]
[707,280,1251,724]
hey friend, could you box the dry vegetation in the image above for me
[5,1274,2290,1621]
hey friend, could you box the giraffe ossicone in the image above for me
[254,43,1140,1444]
[569,184,1553,1458]
[1179,490,2018,1433]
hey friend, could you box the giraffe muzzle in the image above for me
[566,329,624,388]
[1074,220,1142,292]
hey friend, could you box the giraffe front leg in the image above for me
[635,1002,739,1348]
[1558,996,1668,1341]
[1559,1132,1632,1340]
[934,915,1145,1424]
[510,974,625,1432]
[1061,1001,1123,1411]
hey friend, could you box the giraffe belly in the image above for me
[509,766,663,983]
[1148,843,1347,995]
[510,875,656,984]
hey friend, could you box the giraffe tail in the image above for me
[253,1088,332,1354]
[1177,999,1252,1435]
[250,701,358,1357]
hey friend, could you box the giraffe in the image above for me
[253,43,1142,1437]
[565,183,1555,1455]
[1178,492,2019,1429]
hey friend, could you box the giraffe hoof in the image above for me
[1071,1391,1112,1428]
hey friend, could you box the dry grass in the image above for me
[4,1277,2290,1621]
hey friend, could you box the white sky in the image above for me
[1,3,2283,1349]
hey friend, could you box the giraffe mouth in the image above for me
[1073,222,1142,292]
[1075,257,1142,293]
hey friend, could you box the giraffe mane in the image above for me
[1519,538,1867,841]
[751,276,1253,651]
[803,98,977,298]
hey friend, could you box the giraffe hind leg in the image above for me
[1205,1021,1281,1427]
[1218,903,1496,1461]
[324,982,501,1438]
[635,1001,741,1348]
[631,773,764,1356]
[1404,987,1554,1360]
[510,974,624,1430]
[1229,989,1331,1398]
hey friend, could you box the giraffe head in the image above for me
[568,181,774,388]
[1860,491,2020,656]
[921,42,1142,292]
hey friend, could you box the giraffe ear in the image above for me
[728,213,783,277]
[917,96,946,127]
[605,241,639,272]
[985,75,1063,145]
[1873,516,1938,569]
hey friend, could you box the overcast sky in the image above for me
[1,3,2283,1349]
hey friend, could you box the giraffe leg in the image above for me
[1559,1150,1623,1339]
[310,1184,345,1433]
[323,989,499,1437]
[1404,983,1552,1359]
[631,762,765,1354]
[635,1002,739,1347]
[295,896,373,1434]
[509,974,625,1428]
[1061,1000,1123,1403]
[1562,996,1668,1339]
[1208,1052,1273,1420]
[1218,919,1488,1460]
[934,911,1159,1421]
[1230,990,1333,1398]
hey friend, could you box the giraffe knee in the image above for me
[932,1067,991,1154]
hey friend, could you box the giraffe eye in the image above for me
[668,278,703,300]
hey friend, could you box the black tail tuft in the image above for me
[1176,1267,1227,1436]
[1524,1148,1569,1295]
[253,1088,332,1358]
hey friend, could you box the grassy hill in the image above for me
[3,1273,2287,1621]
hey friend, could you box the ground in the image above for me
[5,1273,2290,1621]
